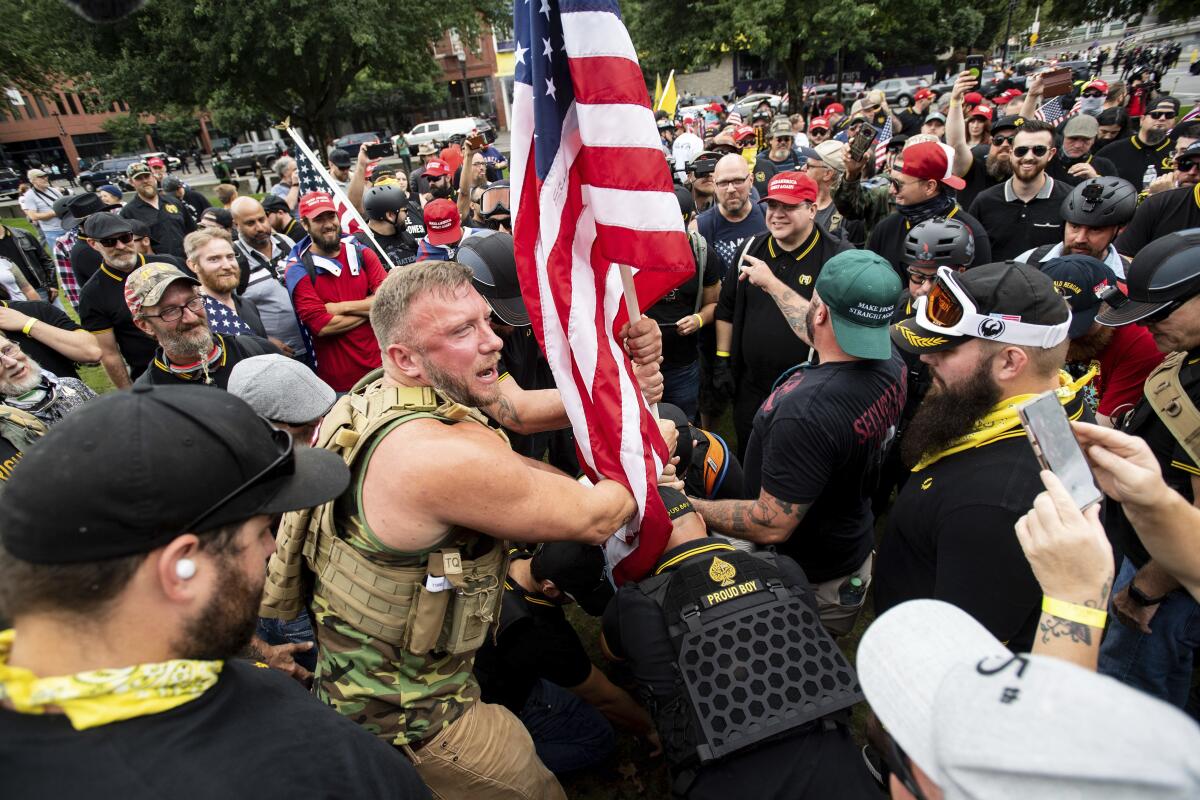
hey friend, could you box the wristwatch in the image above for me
[1128,583,1167,606]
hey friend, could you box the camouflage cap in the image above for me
[124,262,199,317]
[126,160,152,179]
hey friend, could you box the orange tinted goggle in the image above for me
[925,277,966,328]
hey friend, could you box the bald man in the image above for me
[230,197,306,358]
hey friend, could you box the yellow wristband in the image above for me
[715,350,730,358]
[21,318,36,336]
[693,313,703,329]
[949,99,962,107]
[1042,596,1108,629]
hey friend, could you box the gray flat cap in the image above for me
[227,354,336,424]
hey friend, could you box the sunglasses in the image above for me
[1148,110,1175,120]
[810,128,829,135]
[1176,160,1200,173]
[1082,90,1104,98]
[92,232,134,247]
[921,267,1070,346]
[176,424,295,536]
[1145,298,1186,324]
[992,134,1016,147]
[772,136,793,143]
[906,267,938,285]
[1013,144,1050,158]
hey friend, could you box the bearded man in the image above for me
[0,333,93,425]
[874,261,1094,651]
[119,160,196,259]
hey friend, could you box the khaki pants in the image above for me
[811,552,873,638]
[401,700,565,800]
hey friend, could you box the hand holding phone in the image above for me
[1019,392,1103,510]
[848,124,877,162]
[965,55,984,80]
[364,141,395,159]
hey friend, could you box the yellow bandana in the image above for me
[912,368,1095,472]
[0,629,222,730]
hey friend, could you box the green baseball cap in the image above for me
[815,250,902,359]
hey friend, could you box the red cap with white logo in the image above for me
[766,171,818,205]
[423,199,463,245]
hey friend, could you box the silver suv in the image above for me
[871,77,930,108]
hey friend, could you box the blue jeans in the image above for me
[661,360,701,422]
[1099,557,1200,707]
[41,228,62,255]
[518,678,614,775]
[256,611,318,673]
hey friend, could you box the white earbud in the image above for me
[175,559,197,580]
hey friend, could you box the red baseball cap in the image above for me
[705,102,724,112]
[914,88,933,101]
[900,141,966,190]
[423,159,452,178]
[147,157,165,168]
[810,117,830,131]
[733,125,756,144]
[1084,79,1109,94]
[970,105,994,122]
[423,198,462,245]
[964,92,984,106]
[298,191,337,220]
[766,171,818,205]
[825,103,845,114]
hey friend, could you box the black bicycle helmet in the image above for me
[456,230,528,326]
[1096,228,1200,326]
[1060,176,1137,228]
[362,184,407,222]
[902,217,976,268]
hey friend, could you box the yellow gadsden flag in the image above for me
[657,70,678,118]
[653,73,663,108]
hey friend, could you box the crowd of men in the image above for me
[2,48,1200,800]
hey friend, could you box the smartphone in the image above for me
[965,55,984,79]
[466,132,488,150]
[364,141,395,159]
[848,123,877,162]
[1040,67,1074,99]
[1019,392,1103,509]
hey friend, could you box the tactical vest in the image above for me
[260,369,508,657]
[1143,351,1200,466]
[0,406,44,480]
[631,546,862,774]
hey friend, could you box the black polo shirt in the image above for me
[135,333,278,389]
[646,241,720,367]
[1045,153,1119,186]
[956,144,997,211]
[874,390,1092,651]
[474,574,594,713]
[753,150,801,197]
[1,299,83,379]
[70,236,103,288]
[1105,348,1200,568]
[1096,134,1174,189]
[1114,184,1200,258]
[866,206,992,277]
[968,175,1072,261]
[77,256,173,379]
[120,192,196,259]
[716,227,850,390]
[280,217,305,242]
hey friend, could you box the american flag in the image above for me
[726,111,743,125]
[1174,106,1200,130]
[510,0,695,583]
[874,116,893,169]
[1033,96,1081,126]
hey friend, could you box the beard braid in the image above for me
[900,359,1003,468]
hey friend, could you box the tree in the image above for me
[48,0,506,148]
[101,113,149,153]
[1045,0,1197,25]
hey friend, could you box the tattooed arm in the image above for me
[736,254,813,347]
[1015,471,1115,671]
[690,488,811,545]
[481,376,569,435]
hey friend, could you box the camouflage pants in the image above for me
[401,700,565,800]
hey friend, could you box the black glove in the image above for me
[712,356,736,402]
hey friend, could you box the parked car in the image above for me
[870,77,930,108]
[805,83,867,105]
[404,117,496,154]
[331,132,382,154]
[729,93,782,120]
[225,140,281,176]
[78,156,141,192]
[140,151,183,171]
[0,168,21,200]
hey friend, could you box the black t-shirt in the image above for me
[957,144,997,212]
[874,392,1092,651]
[896,109,926,137]
[695,204,767,281]
[0,433,22,483]
[1106,348,1200,568]
[646,242,719,367]
[967,176,1073,261]
[2,299,83,379]
[366,228,419,269]
[1045,153,1119,186]
[181,188,211,223]
[78,257,174,379]
[403,200,427,240]
[474,578,594,712]
[1115,184,1200,258]
[1096,134,1174,189]
[716,229,850,390]
[120,193,196,259]
[742,352,907,582]
[70,236,103,288]
[866,207,992,277]
[0,659,428,799]
[135,334,278,390]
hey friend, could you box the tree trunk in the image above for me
[835,48,844,104]
[783,40,805,115]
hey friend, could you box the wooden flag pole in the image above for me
[619,263,660,419]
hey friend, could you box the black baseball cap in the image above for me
[1097,229,1200,326]
[530,541,614,616]
[456,230,528,326]
[892,261,1070,354]
[1039,255,1119,338]
[0,385,350,564]
[992,115,1025,133]
[82,212,134,240]
[329,149,352,168]
[261,194,290,214]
